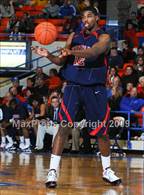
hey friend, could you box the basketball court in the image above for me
[0,152,144,195]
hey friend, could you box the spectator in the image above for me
[6,15,19,33]
[32,67,48,86]
[108,47,124,69]
[137,47,144,58]
[34,77,49,97]
[120,87,144,112]
[126,11,138,29]
[123,22,138,48]
[137,76,144,98]
[108,76,123,111]
[10,77,23,94]
[42,0,60,18]
[22,78,36,98]
[0,0,15,18]
[121,65,138,92]
[121,40,136,63]
[59,0,76,18]
[9,26,22,41]
[124,82,134,96]
[46,68,62,91]
[138,7,144,31]
[19,12,34,33]
[134,56,144,78]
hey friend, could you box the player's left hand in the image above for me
[59,48,72,58]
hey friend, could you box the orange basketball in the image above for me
[34,22,58,45]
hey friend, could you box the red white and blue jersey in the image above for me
[60,28,108,86]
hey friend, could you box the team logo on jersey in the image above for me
[72,45,90,66]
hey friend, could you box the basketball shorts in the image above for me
[58,84,110,137]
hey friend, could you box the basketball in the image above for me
[34,22,58,45]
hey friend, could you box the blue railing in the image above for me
[0,49,59,85]
[112,111,144,149]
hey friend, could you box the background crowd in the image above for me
[0,0,144,154]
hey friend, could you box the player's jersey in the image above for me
[60,28,108,85]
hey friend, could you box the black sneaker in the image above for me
[45,169,57,188]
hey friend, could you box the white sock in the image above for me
[1,136,6,143]
[6,135,13,144]
[25,138,30,147]
[20,136,24,143]
[101,155,111,171]
[49,154,61,172]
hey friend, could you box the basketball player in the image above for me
[31,7,122,188]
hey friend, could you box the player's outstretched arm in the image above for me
[31,32,75,66]
[61,34,110,59]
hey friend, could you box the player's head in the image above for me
[81,7,99,31]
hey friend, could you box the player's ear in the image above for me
[95,15,99,22]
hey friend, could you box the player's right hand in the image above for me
[31,46,50,58]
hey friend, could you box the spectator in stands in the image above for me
[107,67,119,89]
[123,22,137,48]
[9,26,22,41]
[108,47,124,69]
[126,11,138,29]
[137,76,144,98]
[138,7,144,31]
[19,12,34,33]
[59,0,76,18]
[41,0,60,18]
[0,0,15,18]
[134,56,144,78]
[6,15,19,33]
[35,96,60,150]
[120,87,144,112]
[46,68,62,91]
[121,40,136,63]
[22,78,36,98]
[108,76,123,111]
[32,67,48,86]
[10,77,23,94]
[124,82,134,96]
[34,77,49,97]
[137,46,144,58]
[121,65,138,92]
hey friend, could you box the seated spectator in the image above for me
[137,76,144,98]
[123,22,138,48]
[22,78,36,98]
[0,0,15,18]
[19,12,34,33]
[35,96,60,150]
[10,77,23,94]
[120,87,144,112]
[137,47,144,58]
[41,0,60,18]
[34,77,49,97]
[126,11,138,29]
[107,67,119,88]
[6,15,19,33]
[108,47,124,69]
[121,65,138,92]
[59,0,76,18]
[137,7,144,31]
[124,82,134,96]
[134,56,144,78]
[108,76,123,110]
[9,26,22,41]
[46,68,62,91]
[121,40,136,63]
[32,67,48,86]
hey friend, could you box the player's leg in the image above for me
[84,85,122,185]
[45,85,80,188]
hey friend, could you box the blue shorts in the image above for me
[59,84,110,137]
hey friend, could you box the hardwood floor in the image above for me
[0,152,144,195]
